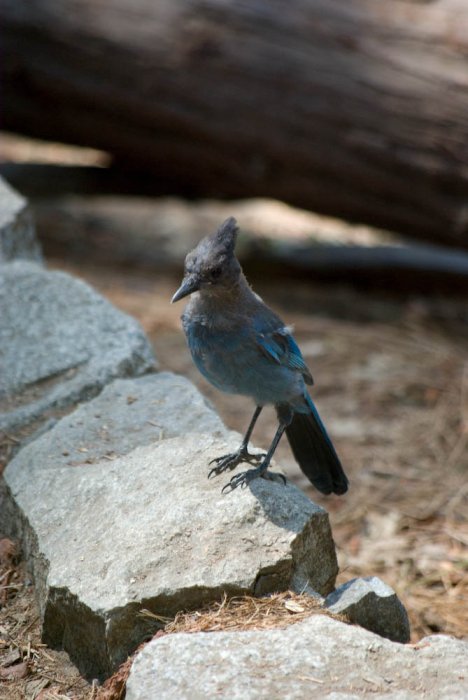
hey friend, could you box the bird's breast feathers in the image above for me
[183,314,309,402]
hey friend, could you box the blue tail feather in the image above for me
[284,394,348,495]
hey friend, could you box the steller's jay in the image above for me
[172,217,348,495]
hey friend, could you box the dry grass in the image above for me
[141,590,347,636]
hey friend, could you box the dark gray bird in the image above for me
[172,217,348,495]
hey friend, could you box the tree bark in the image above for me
[1,0,468,247]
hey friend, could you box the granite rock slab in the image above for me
[1,374,338,680]
[0,262,155,438]
[126,614,468,700]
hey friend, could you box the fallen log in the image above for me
[1,0,468,246]
[31,194,468,293]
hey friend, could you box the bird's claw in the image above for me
[208,449,265,479]
[222,467,286,494]
[221,470,255,493]
[208,456,237,479]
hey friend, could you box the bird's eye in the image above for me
[210,266,222,280]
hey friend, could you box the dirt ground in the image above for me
[1,213,468,697]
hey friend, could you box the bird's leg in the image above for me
[208,406,265,478]
[222,408,293,493]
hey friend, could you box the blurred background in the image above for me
[1,0,467,649]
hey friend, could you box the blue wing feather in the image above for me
[256,327,314,385]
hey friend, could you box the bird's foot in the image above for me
[208,447,266,479]
[222,465,286,494]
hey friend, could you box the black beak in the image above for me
[171,275,200,303]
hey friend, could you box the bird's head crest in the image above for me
[210,216,239,254]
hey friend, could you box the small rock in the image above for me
[0,176,42,263]
[325,576,410,643]
[0,262,155,439]
[1,373,338,680]
[126,615,468,700]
